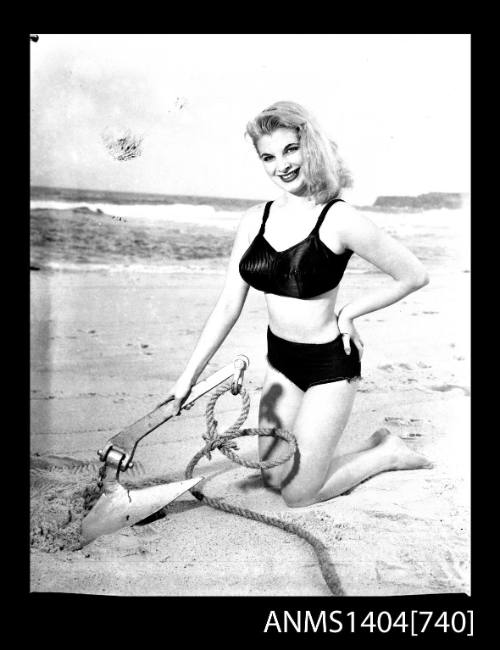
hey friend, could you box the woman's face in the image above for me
[256,128,306,195]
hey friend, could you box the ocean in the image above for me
[30,186,468,274]
[30,186,260,272]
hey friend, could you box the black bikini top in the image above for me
[239,198,352,299]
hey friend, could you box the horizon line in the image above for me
[30,184,470,203]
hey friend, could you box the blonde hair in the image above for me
[246,101,353,204]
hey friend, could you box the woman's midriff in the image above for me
[265,285,341,344]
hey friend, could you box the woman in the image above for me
[166,101,432,508]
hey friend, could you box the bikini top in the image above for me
[239,198,352,299]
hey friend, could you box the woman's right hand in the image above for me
[164,374,196,416]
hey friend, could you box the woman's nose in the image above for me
[277,159,291,173]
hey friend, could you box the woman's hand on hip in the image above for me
[337,313,364,359]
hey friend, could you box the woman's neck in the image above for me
[276,191,317,211]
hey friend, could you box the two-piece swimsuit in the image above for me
[239,198,361,391]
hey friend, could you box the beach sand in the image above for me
[30,208,470,596]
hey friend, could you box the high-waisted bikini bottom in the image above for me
[266,326,361,392]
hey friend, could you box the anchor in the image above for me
[81,354,250,544]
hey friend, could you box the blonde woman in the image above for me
[166,101,432,507]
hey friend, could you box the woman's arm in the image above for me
[331,203,429,323]
[167,207,258,412]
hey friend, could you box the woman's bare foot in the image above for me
[377,431,434,470]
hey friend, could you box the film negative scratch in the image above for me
[101,126,144,162]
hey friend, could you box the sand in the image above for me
[30,211,470,596]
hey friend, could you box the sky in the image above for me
[30,34,470,204]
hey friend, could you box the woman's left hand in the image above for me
[337,312,364,359]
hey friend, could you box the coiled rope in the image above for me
[184,380,344,596]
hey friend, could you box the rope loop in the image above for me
[194,379,297,469]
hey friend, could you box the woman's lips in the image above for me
[278,168,300,182]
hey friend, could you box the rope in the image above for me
[184,380,344,596]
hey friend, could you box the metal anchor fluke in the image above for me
[81,475,203,545]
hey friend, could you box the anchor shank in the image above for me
[99,356,249,470]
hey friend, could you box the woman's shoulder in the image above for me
[321,199,379,249]
[238,202,268,237]
[332,197,355,214]
[321,198,356,230]
[241,201,268,221]
[326,199,372,228]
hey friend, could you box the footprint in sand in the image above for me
[378,364,394,372]
[430,384,470,396]
[384,418,426,440]
[384,416,422,426]
[400,432,424,439]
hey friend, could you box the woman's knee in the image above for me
[281,482,321,508]
[262,468,321,505]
